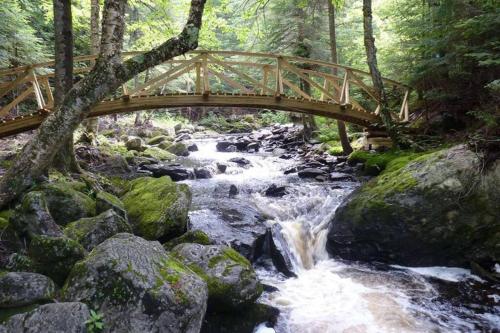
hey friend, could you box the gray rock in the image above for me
[194,167,212,179]
[0,272,55,308]
[216,141,235,152]
[229,184,238,196]
[140,164,192,181]
[297,168,328,179]
[187,143,199,152]
[329,172,354,181]
[173,243,262,310]
[216,163,227,173]
[97,154,131,174]
[229,157,251,166]
[1,302,90,333]
[11,191,63,238]
[125,136,145,151]
[63,233,207,333]
[264,184,287,197]
[64,209,132,251]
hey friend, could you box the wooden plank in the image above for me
[0,86,34,116]
[276,58,284,96]
[261,66,269,95]
[40,77,54,108]
[399,89,410,121]
[195,62,201,94]
[340,72,349,104]
[202,53,209,95]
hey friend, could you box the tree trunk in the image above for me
[328,0,352,155]
[81,0,101,144]
[0,0,207,207]
[362,0,400,146]
[52,0,80,173]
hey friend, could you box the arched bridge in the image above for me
[0,50,411,138]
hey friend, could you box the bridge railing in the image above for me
[0,50,411,123]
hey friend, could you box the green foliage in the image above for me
[259,111,290,126]
[85,309,104,333]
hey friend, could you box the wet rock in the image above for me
[216,141,233,152]
[174,123,183,133]
[64,209,131,251]
[96,191,127,219]
[264,184,287,197]
[167,142,189,157]
[28,235,86,285]
[125,136,145,152]
[247,142,260,152]
[0,302,90,333]
[63,233,207,333]
[216,163,227,173]
[173,243,262,310]
[11,191,63,238]
[39,181,96,226]
[96,154,131,175]
[327,145,500,267]
[267,224,296,277]
[202,303,279,333]
[279,154,293,160]
[140,147,176,161]
[122,176,191,241]
[229,185,238,196]
[194,167,213,179]
[284,167,297,175]
[147,135,171,145]
[297,168,328,179]
[187,143,199,152]
[176,133,192,141]
[234,138,251,151]
[0,272,55,308]
[140,164,191,181]
[329,172,354,181]
[229,157,251,166]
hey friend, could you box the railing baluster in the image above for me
[202,53,209,96]
[275,57,284,98]
[261,65,269,95]
[195,62,201,94]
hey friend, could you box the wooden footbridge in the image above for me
[0,51,411,138]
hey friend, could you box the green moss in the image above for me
[140,147,175,161]
[155,257,190,305]
[99,141,129,157]
[122,177,191,240]
[147,135,171,145]
[0,210,13,220]
[348,149,431,175]
[166,143,188,156]
[0,304,39,323]
[208,248,250,269]
[163,230,211,249]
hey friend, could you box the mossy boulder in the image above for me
[163,230,212,250]
[4,253,35,273]
[64,209,132,251]
[39,182,96,226]
[96,191,127,219]
[140,147,176,161]
[11,191,63,238]
[125,136,145,151]
[62,233,207,333]
[173,243,262,311]
[327,145,500,267]
[28,235,86,285]
[122,177,192,241]
[147,135,171,145]
[166,142,189,157]
[0,272,55,308]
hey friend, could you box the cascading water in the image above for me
[180,134,499,333]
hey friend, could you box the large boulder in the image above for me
[164,230,212,250]
[122,177,192,241]
[125,136,145,151]
[64,209,132,251]
[167,142,189,157]
[140,147,176,161]
[140,164,192,181]
[39,182,95,226]
[147,135,171,145]
[96,191,127,219]
[327,145,500,267]
[29,235,86,285]
[11,192,63,238]
[0,272,55,308]
[63,233,207,333]
[0,302,90,333]
[173,243,262,311]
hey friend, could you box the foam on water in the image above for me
[390,265,485,283]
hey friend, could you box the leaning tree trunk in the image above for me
[52,0,80,173]
[328,0,352,155]
[362,0,400,146]
[81,0,101,144]
[0,0,207,208]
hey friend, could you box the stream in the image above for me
[178,134,499,333]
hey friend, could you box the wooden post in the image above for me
[261,66,269,95]
[195,62,201,94]
[202,53,209,97]
[40,77,54,108]
[340,71,350,104]
[275,57,284,98]
[320,78,330,101]
[399,89,410,121]
[31,70,45,109]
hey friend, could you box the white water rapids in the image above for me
[180,136,499,333]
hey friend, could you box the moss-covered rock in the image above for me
[163,230,212,250]
[62,233,207,332]
[29,235,85,285]
[122,177,192,241]
[327,145,500,267]
[64,209,132,251]
[4,253,36,273]
[166,142,189,157]
[147,135,171,145]
[39,182,96,226]
[0,212,22,264]
[96,191,127,219]
[173,243,262,311]
[140,147,176,161]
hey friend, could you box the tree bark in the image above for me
[52,0,80,173]
[328,0,352,155]
[362,0,400,146]
[0,0,207,207]
[81,0,101,143]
